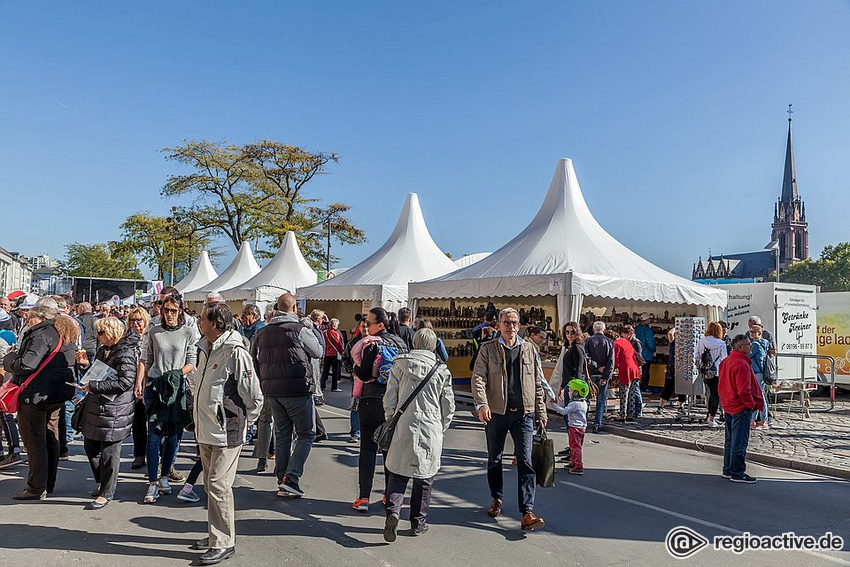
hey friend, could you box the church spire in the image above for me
[781,104,798,203]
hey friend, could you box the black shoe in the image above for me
[409,523,429,536]
[199,546,235,565]
[131,456,145,470]
[278,478,305,498]
[383,513,399,543]
[192,537,210,550]
[557,448,571,456]
[255,458,267,473]
[592,426,603,434]
[314,433,328,443]
[730,474,757,484]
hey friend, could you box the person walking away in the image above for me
[251,293,323,499]
[718,334,764,483]
[584,322,614,433]
[472,308,547,531]
[621,324,645,417]
[350,307,409,512]
[415,320,449,362]
[76,317,138,509]
[320,318,345,392]
[658,329,685,412]
[191,302,263,565]
[397,307,415,351]
[3,304,77,499]
[136,294,196,503]
[302,316,328,441]
[635,314,656,391]
[342,316,369,444]
[382,328,454,542]
[695,322,728,428]
[747,325,771,430]
[552,379,589,475]
[611,331,641,422]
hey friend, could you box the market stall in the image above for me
[174,251,219,294]
[183,241,261,312]
[220,231,317,313]
[298,192,457,319]
[408,158,728,380]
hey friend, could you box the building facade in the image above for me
[0,246,33,296]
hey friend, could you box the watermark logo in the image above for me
[666,526,709,559]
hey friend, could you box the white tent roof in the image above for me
[298,193,457,305]
[174,251,219,294]
[454,252,492,269]
[184,242,261,302]
[221,231,318,303]
[409,159,727,308]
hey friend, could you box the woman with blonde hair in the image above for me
[77,316,138,509]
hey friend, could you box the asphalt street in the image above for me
[1,390,848,567]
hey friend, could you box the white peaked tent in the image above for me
[184,242,261,302]
[454,252,491,269]
[174,251,219,294]
[409,159,727,323]
[298,192,457,310]
[221,231,317,303]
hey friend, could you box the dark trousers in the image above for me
[315,409,326,438]
[358,398,388,500]
[590,375,609,428]
[84,437,123,499]
[187,458,204,485]
[320,356,341,390]
[132,399,147,458]
[1,412,20,453]
[723,409,752,479]
[704,377,720,417]
[639,362,652,390]
[17,403,61,494]
[385,471,434,530]
[660,369,686,403]
[485,411,535,514]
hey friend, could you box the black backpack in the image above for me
[698,348,718,380]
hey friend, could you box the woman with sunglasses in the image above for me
[135,294,197,504]
[558,322,587,399]
[127,307,151,470]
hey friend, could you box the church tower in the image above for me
[771,105,808,271]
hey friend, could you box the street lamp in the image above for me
[306,211,338,279]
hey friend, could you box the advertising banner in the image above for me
[816,292,850,384]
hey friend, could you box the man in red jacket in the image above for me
[718,334,765,484]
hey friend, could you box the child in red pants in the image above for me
[554,379,589,475]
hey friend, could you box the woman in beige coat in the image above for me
[382,328,454,542]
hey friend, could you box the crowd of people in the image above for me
[0,288,775,562]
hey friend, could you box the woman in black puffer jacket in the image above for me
[78,317,139,509]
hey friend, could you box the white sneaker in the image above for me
[143,483,159,503]
[177,489,200,503]
[158,477,172,495]
[707,419,720,428]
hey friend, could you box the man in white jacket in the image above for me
[192,302,263,565]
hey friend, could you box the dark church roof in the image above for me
[692,250,774,281]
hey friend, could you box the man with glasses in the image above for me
[472,307,547,531]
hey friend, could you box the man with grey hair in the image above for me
[241,304,265,342]
[584,320,614,433]
[472,307,547,531]
[747,316,776,355]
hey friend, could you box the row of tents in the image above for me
[173,158,727,324]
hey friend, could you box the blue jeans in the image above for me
[146,425,179,482]
[635,386,643,417]
[723,409,753,479]
[349,409,360,438]
[269,395,315,485]
[485,411,536,514]
[753,373,769,423]
[591,375,609,428]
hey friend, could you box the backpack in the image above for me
[372,342,400,384]
[698,348,718,380]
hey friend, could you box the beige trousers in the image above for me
[199,443,242,548]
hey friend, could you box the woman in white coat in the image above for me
[694,321,729,428]
[382,328,454,542]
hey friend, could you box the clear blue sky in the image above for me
[2,1,849,280]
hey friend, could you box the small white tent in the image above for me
[174,251,219,294]
[409,158,727,323]
[454,252,492,269]
[298,192,457,311]
[184,242,261,302]
[221,231,317,304]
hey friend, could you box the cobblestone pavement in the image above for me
[605,394,850,477]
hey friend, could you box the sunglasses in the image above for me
[162,308,179,315]
[565,330,577,335]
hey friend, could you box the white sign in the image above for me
[548,278,563,292]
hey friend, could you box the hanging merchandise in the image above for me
[674,317,706,423]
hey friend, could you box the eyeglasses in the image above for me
[162,308,179,315]
[501,320,520,327]
[129,318,144,323]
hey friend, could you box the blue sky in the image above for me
[2,1,849,280]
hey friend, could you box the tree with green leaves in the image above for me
[161,139,365,269]
[118,211,217,282]
[59,242,143,280]
[780,243,850,291]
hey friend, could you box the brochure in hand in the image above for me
[81,359,119,402]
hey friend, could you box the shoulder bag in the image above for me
[0,338,64,413]
[373,360,442,453]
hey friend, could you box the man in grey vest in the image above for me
[250,293,323,498]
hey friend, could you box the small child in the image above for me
[553,379,589,475]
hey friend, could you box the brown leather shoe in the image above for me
[521,512,545,531]
[486,498,502,517]
[13,489,46,500]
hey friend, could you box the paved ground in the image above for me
[1,390,849,566]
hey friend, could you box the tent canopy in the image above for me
[221,231,317,303]
[409,159,727,321]
[453,252,492,268]
[184,242,261,302]
[298,193,457,307]
[174,251,219,294]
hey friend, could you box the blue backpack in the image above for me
[372,343,400,384]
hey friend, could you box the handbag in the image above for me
[373,361,443,453]
[584,359,599,399]
[71,396,86,433]
[532,424,555,487]
[0,338,64,413]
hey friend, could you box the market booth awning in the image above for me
[298,192,457,310]
[409,158,727,324]
[174,251,219,294]
[184,242,261,302]
[221,231,317,304]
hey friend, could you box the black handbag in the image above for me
[71,396,86,433]
[373,361,442,453]
[532,424,555,488]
